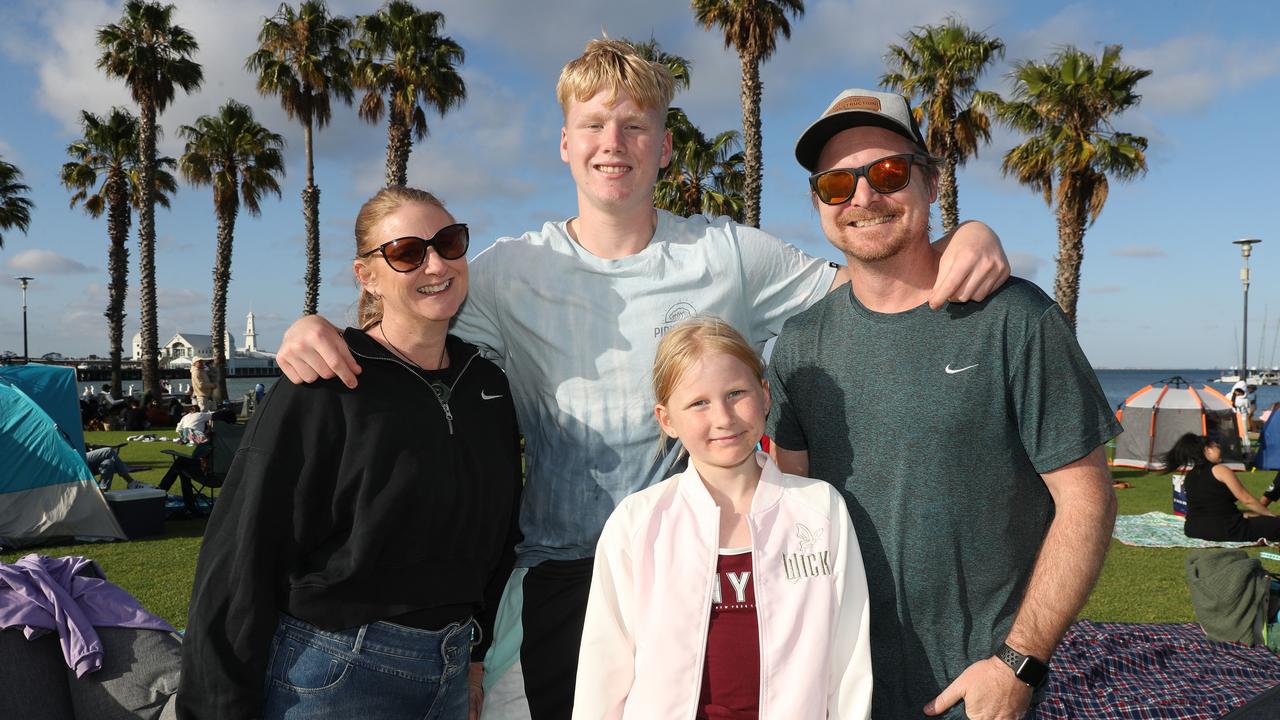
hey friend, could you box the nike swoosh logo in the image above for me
[480,391,505,400]
[945,364,978,374]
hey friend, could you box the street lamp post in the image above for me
[1233,240,1262,379]
[15,276,32,364]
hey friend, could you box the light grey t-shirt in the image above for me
[454,210,835,566]
[766,277,1120,720]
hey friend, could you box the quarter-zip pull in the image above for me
[440,400,454,434]
[349,340,480,437]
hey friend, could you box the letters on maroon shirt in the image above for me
[697,549,759,720]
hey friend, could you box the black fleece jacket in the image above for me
[177,329,522,720]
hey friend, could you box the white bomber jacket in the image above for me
[573,453,872,719]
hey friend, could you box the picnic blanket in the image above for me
[1113,512,1263,548]
[1033,620,1280,719]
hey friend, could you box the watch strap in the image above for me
[996,642,1049,689]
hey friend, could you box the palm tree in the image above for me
[61,108,178,397]
[693,0,804,228]
[0,158,33,249]
[999,44,1150,330]
[656,109,746,221]
[247,0,353,316]
[97,0,203,400]
[178,101,285,402]
[881,18,1004,233]
[350,1,465,187]
[625,37,700,155]
[625,36,692,94]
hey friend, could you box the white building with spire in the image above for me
[132,311,278,374]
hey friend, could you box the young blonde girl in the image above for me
[574,316,872,719]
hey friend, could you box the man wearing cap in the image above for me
[272,40,1012,720]
[767,89,1119,720]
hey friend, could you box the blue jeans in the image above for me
[262,613,474,720]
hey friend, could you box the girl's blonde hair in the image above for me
[652,316,765,406]
[353,186,446,330]
[555,38,676,116]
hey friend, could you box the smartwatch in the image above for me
[995,642,1049,689]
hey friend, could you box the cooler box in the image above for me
[103,488,167,539]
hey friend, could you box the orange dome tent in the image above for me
[1111,376,1244,470]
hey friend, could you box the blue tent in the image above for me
[0,367,124,548]
[0,364,87,459]
[1253,410,1280,470]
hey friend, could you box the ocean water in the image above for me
[78,377,278,402]
[82,370,1250,413]
[1095,369,1271,411]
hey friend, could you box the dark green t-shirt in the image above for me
[765,277,1120,719]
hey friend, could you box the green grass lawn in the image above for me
[4,431,1278,629]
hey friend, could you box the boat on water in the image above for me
[1212,368,1280,385]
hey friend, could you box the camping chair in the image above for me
[157,420,246,515]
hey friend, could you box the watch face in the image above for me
[999,643,1049,688]
[1016,657,1049,688]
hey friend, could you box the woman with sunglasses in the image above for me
[179,186,523,720]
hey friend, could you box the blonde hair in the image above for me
[555,38,676,116]
[353,186,447,330]
[652,316,765,407]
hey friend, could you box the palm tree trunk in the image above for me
[385,105,411,187]
[739,50,763,228]
[105,170,130,399]
[1054,175,1090,332]
[939,147,960,234]
[303,119,320,315]
[136,95,164,400]
[210,198,238,405]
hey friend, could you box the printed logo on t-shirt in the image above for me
[712,551,756,610]
[783,523,832,584]
[655,302,698,338]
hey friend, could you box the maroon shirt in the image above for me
[697,548,760,719]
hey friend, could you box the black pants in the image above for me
[520,557,594,720]
[1187,513,1280,543]
[157,457,200,512]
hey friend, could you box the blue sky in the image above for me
[0,0,1276,368]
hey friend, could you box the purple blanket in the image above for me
[1033,620,1280,719]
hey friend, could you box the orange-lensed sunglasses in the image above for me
[809,153,931,205]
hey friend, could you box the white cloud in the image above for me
[1008,251,1046,280]
[4,249,96,274]
[156,286,206,307]
[30,0,309,156]
[1005,3,1110,63]
[1126,35,1280,114]
[1112,244,1166,258]
[786,0,1004,72]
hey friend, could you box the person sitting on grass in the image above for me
[123,397,148,431]
[175,404,212,444]
[85,446,139,491]
[145,396,172,427]
[1163,433,1280,542]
